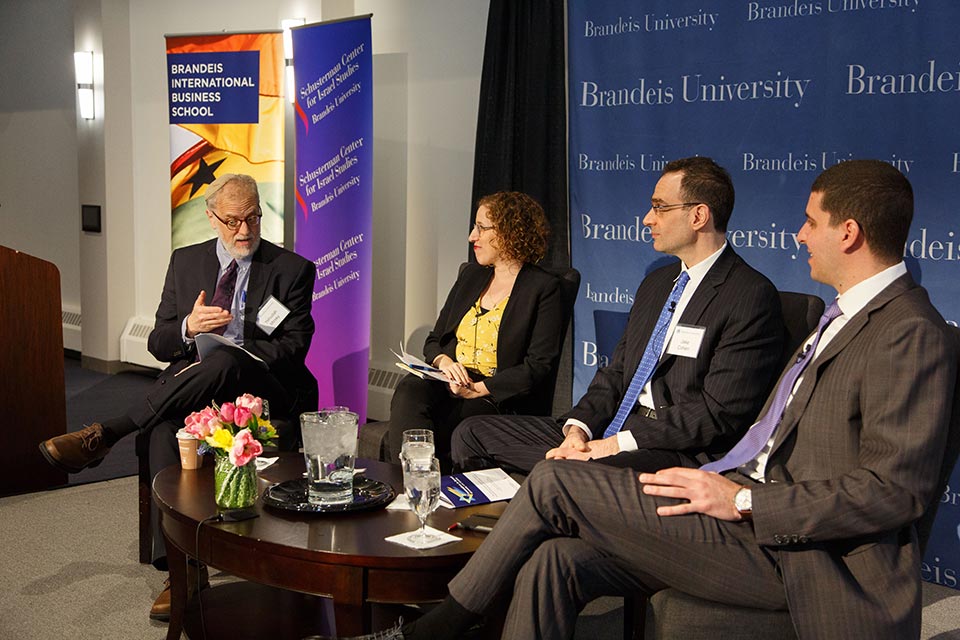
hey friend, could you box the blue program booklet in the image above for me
[439,468,521,509]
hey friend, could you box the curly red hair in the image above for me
[477,192,550,264]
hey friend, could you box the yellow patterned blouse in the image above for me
[455,295,510,377]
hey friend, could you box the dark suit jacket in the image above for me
[422,262,566,415]
[750,274,956,638]
[147,238,318,412]
[564,246,784,461]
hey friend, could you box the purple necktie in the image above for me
[603,272,690,439]
[700,299,842,473]
[208,260,238,336]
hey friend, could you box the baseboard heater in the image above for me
[367,363,403,421]
[62,306,82,352]
[120,317,164,370]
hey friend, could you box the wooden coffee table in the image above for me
[154,453,506,639]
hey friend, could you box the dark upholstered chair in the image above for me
[357,264,581,462]
[628,324,960,640]
[593,308,631,367]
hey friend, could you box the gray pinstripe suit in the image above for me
[446,273,956,639]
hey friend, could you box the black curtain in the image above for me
[470,0,568,269]
[471,0,574,413]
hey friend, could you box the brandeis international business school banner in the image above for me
[568,1,960,590]
[291,17,373,423]
[166,32,285,249]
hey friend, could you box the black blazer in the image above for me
[564,246,784,461]
[422,262,566,415]
[147,239,318,412]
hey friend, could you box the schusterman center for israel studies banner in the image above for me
[292,17,374,424]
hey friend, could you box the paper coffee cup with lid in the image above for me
[176,428,203,470]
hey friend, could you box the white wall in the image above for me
[1,0,487,367]
[352,1,488,344]
[0,0,80,310]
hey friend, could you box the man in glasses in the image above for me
[38,173,317,618]
[452,156,785,476]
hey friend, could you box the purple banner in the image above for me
[292,17,373,424]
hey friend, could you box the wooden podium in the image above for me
[0,245,67,495]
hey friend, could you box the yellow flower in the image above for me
[206,427,234,451]
[257,419,278,440]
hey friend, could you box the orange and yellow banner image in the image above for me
[166,32,284,249]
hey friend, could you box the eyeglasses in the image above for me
[650,202,701,214]
[472,221,494,234]
[210,209,262,230]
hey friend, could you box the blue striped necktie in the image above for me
[602,271,690,439]
[700,299,842,473]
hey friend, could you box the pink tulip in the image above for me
[235,393,263,418]
[233,406,253,428]
[183,414,201,438]
[219,402,236,424]
[184,406,221,439]
[229,428,263,466]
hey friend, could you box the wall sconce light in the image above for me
[74,51,95,120]
[281,19,305,104]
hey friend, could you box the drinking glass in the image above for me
[403,456,441,543]
[400,429,435,464]
[300,408,359,505]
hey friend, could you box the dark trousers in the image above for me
[451,414,694,475]
[387,374,502,466]
[447,461,782,640]
[128,349,294,564]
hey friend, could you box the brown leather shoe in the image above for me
[149,564,210,622]
[149,579,173,622]
[38,423,111,473]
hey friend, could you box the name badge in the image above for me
[256,295,290,336]
[666,324,706,359]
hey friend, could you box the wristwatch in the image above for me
[734,487,753,521]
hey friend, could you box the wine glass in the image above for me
[403,456,441,544]
[400,429,435,464]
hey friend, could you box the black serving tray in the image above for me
[262,476,396,514]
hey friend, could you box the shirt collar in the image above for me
[680,242,726,285]
[835,261,908,318]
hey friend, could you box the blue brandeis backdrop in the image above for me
[568,0,960,590]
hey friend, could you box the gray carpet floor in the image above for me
[1,475,959,639]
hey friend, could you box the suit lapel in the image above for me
[455,265,494,324]
[658,247,736,364]
[244,241,275,340]
[769,273,915,455]
[498,264,529,338]
[204,240,221,299]
[677,250,734,326]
